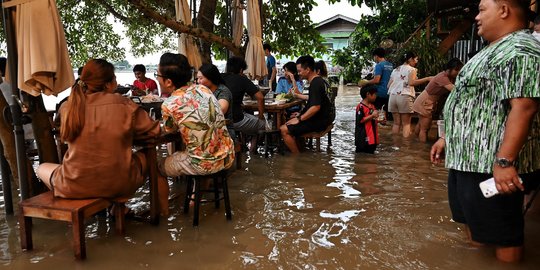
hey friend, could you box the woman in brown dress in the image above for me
[412,58,463,142]
[37,59,161,203]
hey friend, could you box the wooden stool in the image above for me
[183,170,232,226]
[301,123,334,151]
[18,191,125,260]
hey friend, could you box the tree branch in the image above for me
[127,0,243,57]
[93,0,130,22]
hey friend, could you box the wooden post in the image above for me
[438,19,474,55]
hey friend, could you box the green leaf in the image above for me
[201,127,214,150]
[208,99,216,123]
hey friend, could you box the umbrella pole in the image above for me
[2,1,30,200]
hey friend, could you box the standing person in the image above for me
[158,53,235,178]
[132,64,158,96]
[264,43,277,92]
[413,58,463,142]
[431,0,540,263]
[197,63,234,136]
[355,85,382,154]
[222,56,266,151]
[387,52,432,137]
[359,48,393,117]
[35,59,166,212]
[280,55,332,154]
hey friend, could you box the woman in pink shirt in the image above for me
[413,58,463,142]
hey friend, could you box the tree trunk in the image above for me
[438,19,473,55]
[197,0,217,64]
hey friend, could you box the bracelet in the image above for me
[297,115,302,122]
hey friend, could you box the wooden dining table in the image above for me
[134,132,180,225]
[242,99,304,129]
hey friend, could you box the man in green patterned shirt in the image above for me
[431,0,540,263]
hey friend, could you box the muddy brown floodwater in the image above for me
[1,86,540,269]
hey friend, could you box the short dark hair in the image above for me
[199,63,225,86]
[0,57,6,76]
[77,67,84,76]
[534,15,540,25]
[296,55,315,71]
[495,0,533,20]
[444,58,464,70]
[263,43,272,52]
[159,53,192,88]
[133,64,146,73]
[360,85,378,99]
[372,48,386,58]
[314,60,328,77]
[226,56,247,74]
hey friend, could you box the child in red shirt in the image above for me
[355,85,382,153]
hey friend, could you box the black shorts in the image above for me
[287,120,326,137]
[448,169,540,247]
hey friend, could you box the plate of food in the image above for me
[275,93,293,103]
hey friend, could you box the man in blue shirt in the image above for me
[264,43,277,92]
[360,48,393,114]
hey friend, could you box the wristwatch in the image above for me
[494,157,515,168]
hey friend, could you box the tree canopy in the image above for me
[333,0,447,83]
[1,0,361,67]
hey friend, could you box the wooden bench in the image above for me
[19,191,125,260]
[301,123,334,151]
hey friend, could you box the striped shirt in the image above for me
[444,30,540,174]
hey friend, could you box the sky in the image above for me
[123,1,371,65]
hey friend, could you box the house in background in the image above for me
[315,14,359,62]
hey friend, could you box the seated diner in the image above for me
[157,53,235,177]
[36,59,163,208]
[280,55,332,154]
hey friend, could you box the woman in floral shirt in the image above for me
[156,53,234,177]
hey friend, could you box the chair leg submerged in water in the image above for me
[18,191,126,260]
[183,170,232,226]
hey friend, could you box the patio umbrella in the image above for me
[2,0,72,200]
[244,0,266,79]
[6,0,74,96]
[175,0,202,69]
[232,0,243,47]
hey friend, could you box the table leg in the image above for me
[147,146,159,225]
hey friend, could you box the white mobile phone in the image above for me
[479,177,498,198]
[479,177,523,198]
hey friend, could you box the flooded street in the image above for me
[1,85,540,269]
